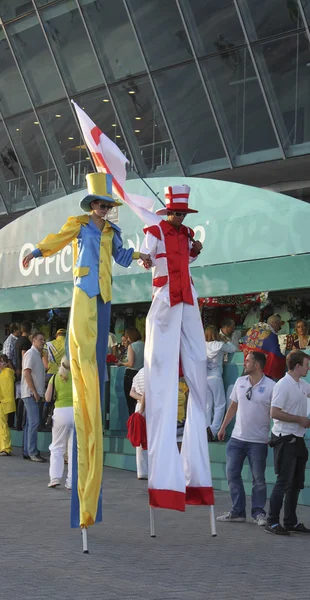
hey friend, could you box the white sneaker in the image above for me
[253,513,267,526]
[65,483,72,491]
[48,479,60,488]
[216,512,245,522]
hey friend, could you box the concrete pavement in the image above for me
[1,447,310,600]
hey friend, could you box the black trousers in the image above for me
[124,369,138,416]
[268,434,308,527]
[15,398,25,430]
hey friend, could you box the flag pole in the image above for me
[132,168,166,208]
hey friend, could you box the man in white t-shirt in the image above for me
[21,332,46,463]
[217,351,275,525]
[265,350,310,535]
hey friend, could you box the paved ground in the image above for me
[1,448,310,600]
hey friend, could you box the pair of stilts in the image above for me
[81,505,216,553]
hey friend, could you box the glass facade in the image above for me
[0,0,310,215]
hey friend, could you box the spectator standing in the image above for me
[217,352,275,525]
[45,356,74,489]
[0,354,15,456]
[2,323,21,369]
[119,328,144,415]
[205,325,236,441]
[219,318,235,343]
[43,329,66,381]
[130,367,148,480]
[265,350,310,535]
[292,319,310,350]
[21,332,46,462]
[107,332,118,356]
[15,321,32,430]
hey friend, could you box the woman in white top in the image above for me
[205,325,236,441]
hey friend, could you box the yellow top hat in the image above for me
[80,172,122,212]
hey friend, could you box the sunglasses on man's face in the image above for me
[167,211,186,218]
[94,202,112,211]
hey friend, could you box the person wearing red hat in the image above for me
[140,184,214,512]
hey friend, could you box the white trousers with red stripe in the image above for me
[144,295,214,511]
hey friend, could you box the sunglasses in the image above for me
[167,211,187,217]
[245,386,253,401]
[94,202,113,211]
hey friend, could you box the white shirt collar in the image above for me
[286,372,301,386]
[245,374,266,388]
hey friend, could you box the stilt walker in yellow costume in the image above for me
[23,173,151,538]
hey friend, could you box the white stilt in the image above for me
[210,505,217,537]
[150,506,156,538]
[81,527,89,553]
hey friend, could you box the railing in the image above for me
[6,141,176,209]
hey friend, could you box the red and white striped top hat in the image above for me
[156,184,198,215]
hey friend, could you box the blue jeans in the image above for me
[226,437,268,518]
[23,396,40,457]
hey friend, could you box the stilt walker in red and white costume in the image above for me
[140,185,214,513]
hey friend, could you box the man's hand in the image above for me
[218,427,226,441]
[192,240,202,253]
[33,391,40,403]
[139,253,152,269]
[299,416,310,428]
[23,252,34,269]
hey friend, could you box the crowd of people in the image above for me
[1,310,310,535]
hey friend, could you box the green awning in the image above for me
[1,253,309,313]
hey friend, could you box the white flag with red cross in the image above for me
[72,101,161,227]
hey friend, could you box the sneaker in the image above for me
[285,522,310,533]
[30,455,47,463]
[265,523,290,536]
[216,512,245,522]
[48,479,60,488]
[65,483,72,491]
[23,454,30,460]
[0,451,12,456]
[253,513,267,526]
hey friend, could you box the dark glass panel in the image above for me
[38,99,91,191]
[41,0,104,94]
[110,76,180,175]
[6,14,65,106]
[79,0,145,83]
[126,0,193,70]
[6,111,66,201]
[253,33,310,155]
[200,47,282,164]
[237,0,303,41]
[153,63,229,174]
[0,29,31,117]
[0,120,36,211]
[0,1,34,21]
[178,0,245,58]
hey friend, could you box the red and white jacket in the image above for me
[140,220,200,307]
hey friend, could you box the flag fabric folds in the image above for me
[241,323,286,381]
[72,101,161,228]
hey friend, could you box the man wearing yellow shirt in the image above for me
[43,329,66,379]
[23,172,151,529]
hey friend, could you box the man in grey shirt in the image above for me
[22,332,46,462]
